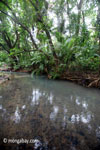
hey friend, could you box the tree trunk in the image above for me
[76,0,83,36]
[29,0,58,59]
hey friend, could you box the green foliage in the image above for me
[75,56,100,71]
[0,0,100,78]
[0,52,8,62]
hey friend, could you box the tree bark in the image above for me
[29,0,58,59]
[76,0,83,36]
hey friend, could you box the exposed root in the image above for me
[61,72,100,88]
[88,78,100,88]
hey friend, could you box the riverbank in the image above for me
[60,71,100,88]
[15,68,100,88]
[0,66,100,88]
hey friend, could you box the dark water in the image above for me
[0,73,100,150]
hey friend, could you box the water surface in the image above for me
[0,73,100,150]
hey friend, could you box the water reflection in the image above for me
[11,106,21,123]
[76,97,81,105]
[22,105,26,110]
[48,93,53,105]
[50,106,59,120]
[31,89,41,106]
[82,101,88,109]
[71,114,80,123]
[96,126,100,139]
[81,112,93,124]
[0,104,2,109]
[0,96,2,99]
[0,74,100,150]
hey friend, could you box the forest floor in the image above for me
[0,64,100,88]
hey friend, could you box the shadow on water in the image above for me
[0,74,100,150]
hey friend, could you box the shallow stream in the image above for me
[0,73,100,150]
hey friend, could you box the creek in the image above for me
[0,73,100,150]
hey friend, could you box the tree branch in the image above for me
[12,30,19,48]
[0,43,7,51]
[0,1,50,59]
[0,1,38,50]
[2,31,12,48]
[29,0,58,59]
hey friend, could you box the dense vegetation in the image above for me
[0,0,100,79]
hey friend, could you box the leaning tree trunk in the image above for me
[76,0,83,36]
[97,1,100,52]
[29,0,58,60]
[97,1,100,75]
